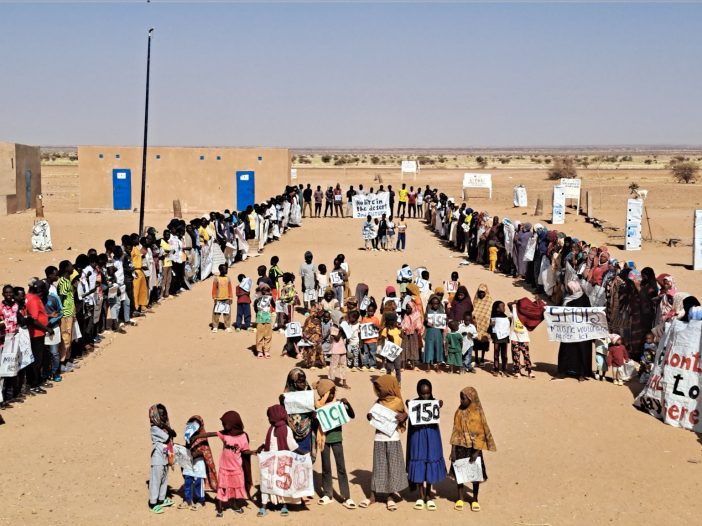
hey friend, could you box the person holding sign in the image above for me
[283,368,318,459]
[449,387,496,512]
[253,284,274,359]
[360,302,381,371]
[400,301,424,371]
[211,264,233,333]
[489,301,511,377]
[360,376,409,511]
[328,325,350,389]
[423,295,447,372]
[315,380,357,509]
[556,281,594,382]
[406,380,447,511]
[380,312,403,384]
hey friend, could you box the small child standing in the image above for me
[489,301,510,377]
[607,334,629,386]
[361,302,381,371]
[639,332,657,383]
[444,271,460,303]
[594,338,608,381]
[458,313,477,373]
[253,284,274,358]
[316,264,329,303]
[276,272,297,331]
[341,310,362,371]
[380,312,403,384]
[180,415,218,510]
[507,301,535,379]
[211,264,233,333]
[445,321,464,374]
[329,326,350,389]
[148,404,177,514]
[235,274,252,332]
[488,242,498,273]
[315,380,357,508]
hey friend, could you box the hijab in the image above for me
[450,387,496,452]
[563,280,584,305]
[149,403,172,432]
[472,283,493,341]
[449,285,473,321]
[515,297,546,331]
[284,367,311,392]
[284,368,314,442]
[220,410,245,436]
[186,415,218,491]
[264,405,290,451]
[373,375,407,431]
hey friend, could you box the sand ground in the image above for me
[0,165,701,526]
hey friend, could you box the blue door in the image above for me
[112,169,132,210]
[236,170,255,211]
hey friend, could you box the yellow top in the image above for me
[198,226,210,242]
[160,239,172,267]
[398,188,408,202]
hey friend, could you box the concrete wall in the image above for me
[78,146,291,213]
[0,142,42,215]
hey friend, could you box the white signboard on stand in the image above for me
[291,168,298,180]
[401,160,418,177]
[513,185,528,207]
[552,186,566,225]
[462,173,492,199]
[625,199,643,251]
[560,178,581,212]
[694,210,702,270]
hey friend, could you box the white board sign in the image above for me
[453,456,485,484]
[625,198,643,251]
[401,160,418,174]
[330,271,343,286]
[379,340,403,361]
[173,444,193,472]
[283,391,315,414]
[560,178,581,199]
[544,306,608,342]
[303,289,317,302]
[258,451,314,498]
[694,210,702,271]
[552,186,566,225]
[285,322,303,338]
[513,185,528,207]
[462,173,492,199]
[427,313,447,329]
[316,401,351,432]
[407,399,441,426]
[369,403,398,437]
[360,322,379,340]
[291,168,298,180]
[352,193,390,219]
[275,300,287,313]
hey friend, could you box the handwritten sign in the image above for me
[275,300,287,313]
[330,271,343,286]
[352,193,390,219]
[258,451,314,498]
[444,281,458,294]
[360,322,379,340]
[214,301,230,315]
[560,178,581,200]
[428,313,447,329]
[453,456,485,484]
[408,400,441,426]
[258,295,272,310]
[379,340,403,361]
[401,160,418,174]
[285,322,303,338]
[369,403,398,437]
[544,307,608,342]
[359,296,371,311]
[173,444,193,472]
[303,289,317,302]
[283,391,315,414]
[0,334,20,377]
[316,401,351,432]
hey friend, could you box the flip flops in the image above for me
[454,500,465,511]
[343,499,357,509]
[150,505,165,514]
[471,501,481,512]
[386,499,398,511]
[359,499,372,508]
[280,506,289,517]
[161,498,174,508]
[426,500,437,511]
[413,499,426,510]
[318,496,333,506]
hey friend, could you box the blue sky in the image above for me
[1,1,701,148]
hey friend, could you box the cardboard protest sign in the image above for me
[303,289,317,302]
[360,322,379,340]
[173,444,193,472]
[408,399,441,426]
[285,322,303,338]
[283,391,315,414]
[352,193,390,219]
[258,451,314,498]
[544,307,608,342]
[275,300,287,313]
[428,313,447,329]
[369,403,398,436]
[258,295,272,310]
[453,456,485,484]
[0,334,20,378]
[635,320,702,432]
[359,296,371,311]
[379,340,403,361]
[330,271,343,286]
[214,301,230,315]
[316,401,351,432]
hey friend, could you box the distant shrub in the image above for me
[370,156,380,165]
[670,161,699,184]
[321,155,332,163]
[476,156,488,168]
[547,157,577,180]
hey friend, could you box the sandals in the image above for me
[359,499,372,509]
[177,502,190,509]
[280,506,289,517]
[343,499,357,509]
[426,500,437,511]
[471,501,481,512]
[413,499,426,510]
[454,499,465,511]
[318,496,333,506]
[161,498,174,508]
[387,499,398,511]
[150,505,165,514]
[257,508,268,517]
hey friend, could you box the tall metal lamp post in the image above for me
[138,28,154,236]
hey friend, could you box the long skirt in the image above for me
[402,332,421,363]
[423,328,444,364]
[407,425,447,485]
[371,440,409,494]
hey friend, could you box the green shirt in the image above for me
[57,277,75,317]
[325,427,343,445]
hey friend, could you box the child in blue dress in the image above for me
[406,379,447,511]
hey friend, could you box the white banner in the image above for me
[283,391,315,414]
[407,399,441,426]
[625,198,643,251]
[462,173,492,199]
[695,210,702,271]
[316,401,351,432]
[352,193,390,219]
[258,451,314,499]
[544,306,608,342]
[401,160,418,174]
[635,320,702,432]
[552,186,566,225]
[453,457,485,484]
[0,333,20,377]
[513,185,528,207]
[379,340,403,361]
[369,403,398,437]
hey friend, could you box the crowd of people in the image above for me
[150,375,495,515]
[0,185,306,424]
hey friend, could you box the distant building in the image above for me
[0,142,42,215]
[78,146,291,213]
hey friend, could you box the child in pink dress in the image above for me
[329,325,350,389]
[201,411,253,517]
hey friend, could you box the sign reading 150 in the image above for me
[408,400,441,425]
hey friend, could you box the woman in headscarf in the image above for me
[183,415,218,507]
[423,294,447,372]
[448,285,474,323]
[406,282,425,319]
[588,250,610,286]
[555,281,593,381]
[639,267,659,333]
[514,223,533,279]
[283,368,318,460]
[360,376,409,511]
[449,387,496,512]
[302,305,325,368]
[471,284,493,366]
[619,267,645,359]
[654,274,677,326]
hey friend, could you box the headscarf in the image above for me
[407,283,420,298]
[373,375,407,431]
[425,294,446,316]
[472,283,493,341]
[450,387,496,452]
[186,415,218,491]
[264,405,290,451]
[355,283,369,304]
[283,368,314,443]
[385,285,396,296]
[656,274,677,296]
[220,410,245,436]
[682,296,702,322]
[435,285,445,295]
[449,285,473,322]
[415,379,434,399]
[563,280,584,305]
[608,333,622,344]
[515,297,546,331]
[148,404,170,430]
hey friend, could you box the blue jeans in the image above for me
[236,303,251,329]
[463,347,474,370]
[362,342,377,368]
[47,343,61,377]
[108,296,130,323]
[334,285,344,305]
[396,233,406,250]
[183,475,204,504]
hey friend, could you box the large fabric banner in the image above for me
[544,306,608,342]
[635,320,702,432]
[258,451,314,498]
[352,193,390,218]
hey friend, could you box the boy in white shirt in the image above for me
[458,312,478,373]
